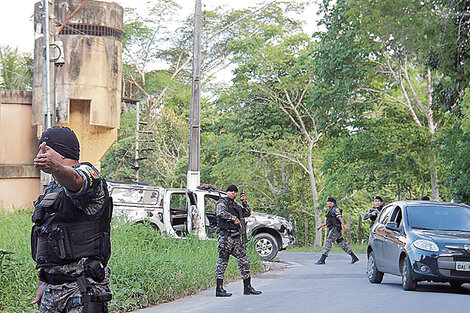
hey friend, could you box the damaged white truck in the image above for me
[108,182,295,260]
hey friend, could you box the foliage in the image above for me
[0,209,262,312]
[101,0,470,256]
[0,45,33,91]
[323,104,436,200]
[438,87,470,203]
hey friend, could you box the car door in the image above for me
[166,190,193,237]
[371,205,394,271]
[382,205,406,274]
[185,190,198,235]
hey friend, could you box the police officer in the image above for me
[31,127,112,313]
[215,184,261,297]
[363,196,384,226]
[315,197,359,265]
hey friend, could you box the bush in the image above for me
[0,209,262,312]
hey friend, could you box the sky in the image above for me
[0,0,319,54]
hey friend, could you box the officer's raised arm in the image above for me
[240,192,251,217]
[34,138,82,192]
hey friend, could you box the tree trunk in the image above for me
[430,149,440,200]
[306,144,323,247]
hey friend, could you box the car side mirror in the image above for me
[385,222,399,232]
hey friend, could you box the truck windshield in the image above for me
[407,205,470,231]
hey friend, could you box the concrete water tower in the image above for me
[32,0,123,170]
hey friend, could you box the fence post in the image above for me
[358,216,363,244]
[305,217,309,246]
[347,213,352,244]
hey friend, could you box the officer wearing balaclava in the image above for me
[31,126,112,313]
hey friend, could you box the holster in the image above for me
[220,229,240,238]
[65,274,112,313]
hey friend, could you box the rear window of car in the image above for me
[111,187,159,205]
[407,205,470,231]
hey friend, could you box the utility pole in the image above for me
[43,0,53,129]
[40,0,54,192]
[134,100,141,183]
[187,0,202,191]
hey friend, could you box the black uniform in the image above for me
[31,163,112,313]
[363,205,383,226]
[322,205,353,256]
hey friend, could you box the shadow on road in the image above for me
[381,282,470,295]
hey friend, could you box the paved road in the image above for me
[134,252,470,313]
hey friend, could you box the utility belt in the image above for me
[39,260,112,313]
[327,225,342,232]
[219,229,241,238]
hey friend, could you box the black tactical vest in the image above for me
[216,197,243,231]
[31,180,112,268]
[326,205,342,230]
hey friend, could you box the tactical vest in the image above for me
[369,205,383,222]
[326,205,342,230]
[216,197,243,231]
[31,181,112,268]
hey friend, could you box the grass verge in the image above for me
[0,209,262,312]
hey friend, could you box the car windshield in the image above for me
[407,205,470,231]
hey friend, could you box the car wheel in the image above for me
[253,233,279,261]
[401,256,417,291]
[367,251,384,284]
[449,282,463,288]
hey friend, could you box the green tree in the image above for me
[342,0,470,200]
[0,45,32,91]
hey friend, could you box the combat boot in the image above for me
[243,277,262,295]
[350,253,359,264]
[216,279,232,297]
[315,254,327,265]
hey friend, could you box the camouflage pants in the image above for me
[39,268,111,313]
[215,232,250,280]
[323,227,353,256]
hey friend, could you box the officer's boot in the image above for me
[315,254,327,265]
[216,279,232,297]
[243,277,262,295]
[350,253,359,264]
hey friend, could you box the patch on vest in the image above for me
[77,164,101,188]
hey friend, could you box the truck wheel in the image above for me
[253,233,279,261]
[401,256,417,291]
[367,251,383,284]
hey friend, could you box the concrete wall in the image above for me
[32,0,123,170]
[0,90,40,209]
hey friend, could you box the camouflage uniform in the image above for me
[34,163,111,313]
[215,197,251,280]
[323,205,353,256]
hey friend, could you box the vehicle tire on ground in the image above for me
[449,282,463,288]
[367,251,384,284]
[401,256,417,291]
[253,233,279,261]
